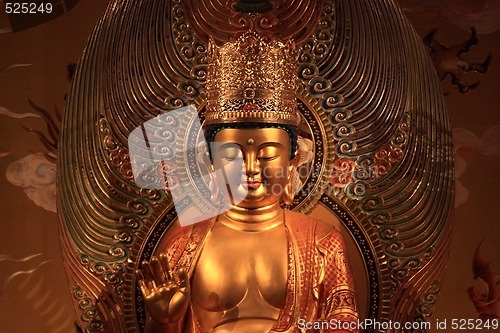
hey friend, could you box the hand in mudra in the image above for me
[136,253,191,325]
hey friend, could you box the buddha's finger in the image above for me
[159,253,174,281]
[178,267,190,293]
[141,260,156,290]
[151,256,167,286]
[135,268,145,283]
[139,281,149,297]
[135,269,150,296]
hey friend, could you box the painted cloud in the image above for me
[6,153,57,213]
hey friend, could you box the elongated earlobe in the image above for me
[282,150,301,206]
[282,162,298,206]
[282,182,295,206]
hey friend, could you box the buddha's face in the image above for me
[211,128,294,209]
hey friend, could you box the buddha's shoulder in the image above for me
[157,218,213,253]
[284,209,343,241]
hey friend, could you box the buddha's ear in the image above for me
[197,140,215,173]
[288,152,298,174]
[293,136,314,169]
[283,159,298,205]
[289,146,301,170]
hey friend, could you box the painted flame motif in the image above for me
[400,0,500,34]
[467,242,500,319]
[0,106,40,119]
[0,63,32,77]
[0,254,49,298]
[0,253,77,332]
[453,126,500,207]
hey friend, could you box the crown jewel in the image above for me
[205,32,299,126]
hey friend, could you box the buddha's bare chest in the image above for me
[191,223,288,311]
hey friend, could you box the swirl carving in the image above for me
[73,285,103,330]
[184,0,323,44]
[418,280,441,317]
[78,254,126,298]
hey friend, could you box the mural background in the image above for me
[0,1,498,331]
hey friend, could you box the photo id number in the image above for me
[4,2,53,14]
[450,318,499,330]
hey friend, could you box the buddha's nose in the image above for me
[245,153,260,176]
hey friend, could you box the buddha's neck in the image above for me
[220,202,284,232]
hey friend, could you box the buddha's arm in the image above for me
[318,230,360,333]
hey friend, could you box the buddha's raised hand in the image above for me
[136,254,190,325]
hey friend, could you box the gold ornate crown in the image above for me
[205,32,299,126]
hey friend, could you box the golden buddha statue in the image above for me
[136,32,359,333]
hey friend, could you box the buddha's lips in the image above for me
[242,181,262,189]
